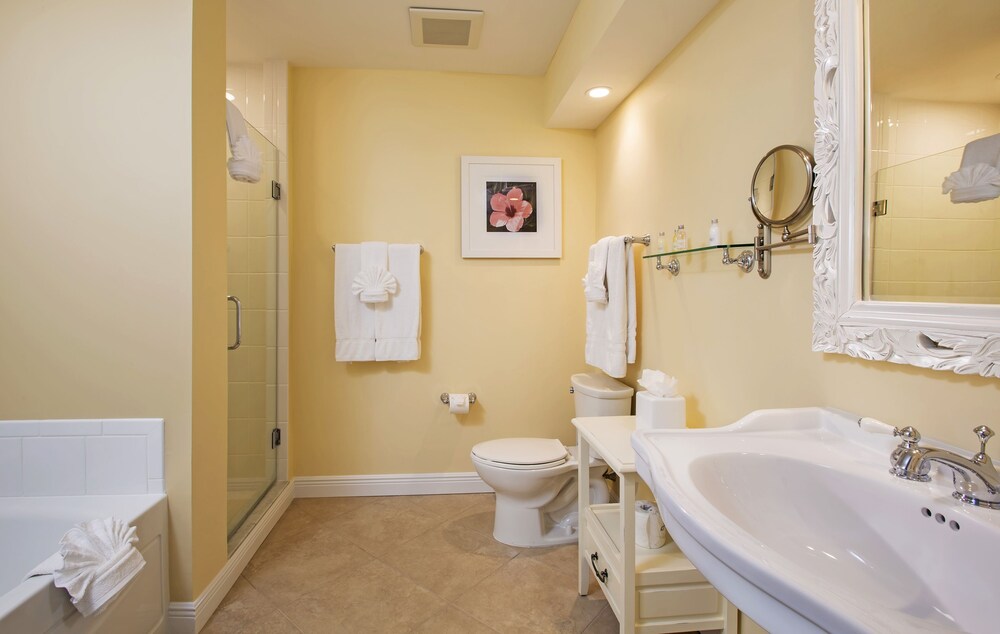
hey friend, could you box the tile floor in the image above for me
[204,493,623,633]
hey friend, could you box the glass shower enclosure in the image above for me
[226,123,279,543]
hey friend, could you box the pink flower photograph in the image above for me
[486,181,537,233]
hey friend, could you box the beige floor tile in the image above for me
[283,559,446,634]
[515,543,580,573]
[581,604,621,634]
[329,496,444,556]
[381,520,519,601]
[202,576,300,634]
[261,501,317,543]
[446,498,497,537]
[291,495,376,523]
[456,557,607,634]
[244,524,374,606]
[412,606,498,634]
[397,493,492,517]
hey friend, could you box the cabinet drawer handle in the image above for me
[590,552,608,584]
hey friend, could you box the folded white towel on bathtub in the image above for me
[24,517,145,617]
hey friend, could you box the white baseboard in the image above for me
[166,480,294,633]
[294,471,492,498]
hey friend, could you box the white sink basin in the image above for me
[631,407,1000,633]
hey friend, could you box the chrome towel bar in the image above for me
[332,244,424,253]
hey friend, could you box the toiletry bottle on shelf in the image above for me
[708,218,720,246]
[656,231,666,252]
[672,224,688,250]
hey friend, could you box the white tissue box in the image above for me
[635,391,685,430]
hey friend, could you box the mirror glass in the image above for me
[864,0,1000,305]
[750,146,813,227]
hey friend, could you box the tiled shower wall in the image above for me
[226,61,289,481]
[870,96,1000,303]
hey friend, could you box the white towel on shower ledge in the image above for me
[24,517,146,618]
[226,100,261,183]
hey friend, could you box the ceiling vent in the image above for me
[409,8,484,48]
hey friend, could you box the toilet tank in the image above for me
[570,373,634,417]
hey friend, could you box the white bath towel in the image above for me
[585,237,636,378]
[582,237,613,304]
[25,517,145,618]
[335,244,376,361]
[942,133,1000,204]
[226,100,262,184]
[375,244,421,361]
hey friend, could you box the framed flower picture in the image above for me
[461,156,562,258]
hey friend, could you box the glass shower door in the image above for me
[226,123,279,539]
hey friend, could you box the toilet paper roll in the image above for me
[635,500,668,549]
[448,393,470,414]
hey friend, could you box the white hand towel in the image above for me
[226,100,262,184]
[354,242,393,303]
[582,237,613,304]
[942,133,1000,204]
[585,237,635,378]
[335,244,376,361]
[25,517,146,618]
[374,244,421,361]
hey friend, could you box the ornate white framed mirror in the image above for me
[811,0,1000,378]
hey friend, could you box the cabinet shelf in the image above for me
[641,242,755,259]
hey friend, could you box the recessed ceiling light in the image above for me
[586,86,611,99]
[225,91,236,101]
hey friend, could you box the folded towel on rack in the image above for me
[942,133,1000,204]
[351,242,396,303]
[335,244,376,361]
[585,237,636,378]
[226,100,261,184]
[25,517,145,618]
[582,237,613,304]
[375,244,421,361]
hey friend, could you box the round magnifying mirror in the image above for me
[750,145,815,227]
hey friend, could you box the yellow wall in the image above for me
[191,0,229,597]
[290,69,596,476]
[594,0,1000,448]
[0,0,228,602]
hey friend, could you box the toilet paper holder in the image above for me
[440,392,477,405]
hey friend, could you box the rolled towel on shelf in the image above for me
[942,133,1000,204]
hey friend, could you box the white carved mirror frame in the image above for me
[811,0,1000,378]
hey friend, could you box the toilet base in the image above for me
[491,473,609,548]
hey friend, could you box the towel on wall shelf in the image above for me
[585,236,636,378]
[942,133,1000,204]
[226,100,262,184]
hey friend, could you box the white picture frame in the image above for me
[461,156,562,258]
[811,0,1000,378]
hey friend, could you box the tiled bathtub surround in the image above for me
[0,419,164,497]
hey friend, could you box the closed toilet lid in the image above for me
[472,438,569,469]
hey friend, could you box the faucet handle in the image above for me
[973,426,994,464]
[893,426,922,446]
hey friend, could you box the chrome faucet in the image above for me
[889,425,1000,510]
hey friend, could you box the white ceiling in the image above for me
[869,0,1000,104]
[226,0,580,75]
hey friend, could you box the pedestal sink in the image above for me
[631,407,1000,633]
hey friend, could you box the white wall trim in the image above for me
[294,471,491,498]
[166,481,294,633]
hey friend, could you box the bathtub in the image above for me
[0,494,168,633]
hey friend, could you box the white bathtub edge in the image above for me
[166,481,293,634]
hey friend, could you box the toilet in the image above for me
[471,373,634,547]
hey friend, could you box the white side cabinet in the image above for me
[574,416,737,634]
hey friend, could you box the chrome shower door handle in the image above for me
[227,295,242,350]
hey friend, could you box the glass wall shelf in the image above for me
[641,242,755,259]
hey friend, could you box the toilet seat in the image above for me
[472,438,569,470]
